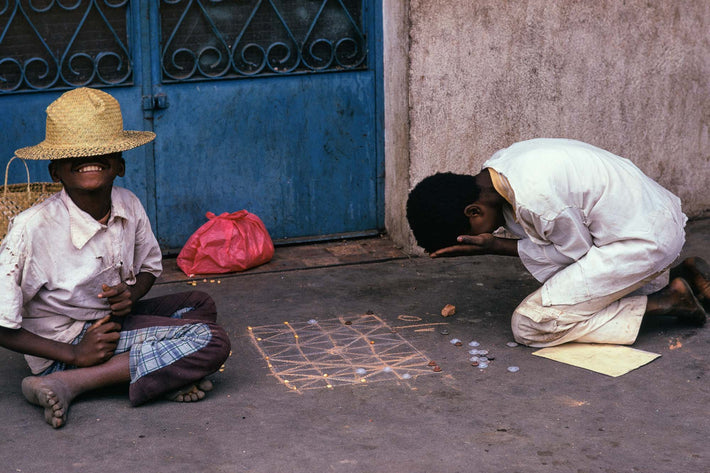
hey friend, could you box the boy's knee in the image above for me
[510,311,559,346]
[176,290,218,321]
[187,290,215,307]
[205,322,231,369]
[510,312,534,346]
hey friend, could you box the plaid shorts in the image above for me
[41,316,212,384]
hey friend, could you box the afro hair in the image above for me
[406,172,481,253]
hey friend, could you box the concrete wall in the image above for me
[383,0,414,249]
[384,0,710,253]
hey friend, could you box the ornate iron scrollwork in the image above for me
[0,0,368,93]
[0,0,131,93]
[160,0,367,82]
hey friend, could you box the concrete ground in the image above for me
[2,221,709,473]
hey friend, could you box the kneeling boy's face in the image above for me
[464,201,505,236]
[49,152,125,192]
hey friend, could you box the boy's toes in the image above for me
[679,308,707,326]
[166,378,213,403]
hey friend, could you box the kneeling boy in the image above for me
[406,138,708,347]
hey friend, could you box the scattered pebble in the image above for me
[469,356,479,362]
[477,349,489,355]
[506,342,519,348]
[307,319,318,325]
[469,349,480,355]
[441,304,456,317]
[468,341,480,347]
[383,366,392,373]
[454,341,463,347]
[439,328,450,335]
[433,366,442,372]
[507,366,520,373]
[470,361,479,367]
[402,373,411,379]
[478,356,488,362]
[428,360,437,366]
[355,368,367,375]
[478,362,489,369]
[344,320,352,325]
[449,338,461,345]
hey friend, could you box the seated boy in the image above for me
[406,138,708,347]
[0,87,231,428]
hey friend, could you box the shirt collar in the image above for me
[487,167,515,207]
[61,188,127,250]
[486,167,520,224]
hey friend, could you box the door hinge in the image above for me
[142,93,169,111]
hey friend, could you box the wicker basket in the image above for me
[0,157,63,241]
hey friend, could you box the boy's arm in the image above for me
[430,233,519,258]
[127,271,156,304]
[0,317,121,367]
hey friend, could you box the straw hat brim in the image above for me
[14,130,156,160]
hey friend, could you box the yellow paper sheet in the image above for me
[532,343,661,377]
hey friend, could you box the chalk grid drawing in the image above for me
[248,313,438,392]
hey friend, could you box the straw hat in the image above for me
[14,87,155,160]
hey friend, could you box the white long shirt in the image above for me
[484,138,686,306]
[0,187,162,373]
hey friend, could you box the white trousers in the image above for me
[511,271,669,347]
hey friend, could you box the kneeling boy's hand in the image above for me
[72,315,121,366]
[99,283,134,317]
[430,233,498,258]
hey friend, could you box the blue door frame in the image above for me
[0,0,384,251]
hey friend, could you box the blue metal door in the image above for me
[0,0,151,206]
[0,0,383,251]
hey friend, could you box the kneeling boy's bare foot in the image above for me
[21,376,73,429]
[166,378,213,402]
[663,278,706,326]
[679,257,710,310]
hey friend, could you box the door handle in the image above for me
[142,93,169,111]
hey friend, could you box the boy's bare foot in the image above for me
[646,278,706,326]
[21,376,74,429]
[678,257,710,311]
[165,378,213,402]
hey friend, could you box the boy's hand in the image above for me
[430,233,497,258]
[99,283,134,317]
[72,315,121,366]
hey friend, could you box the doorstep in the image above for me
[156,235,410,285]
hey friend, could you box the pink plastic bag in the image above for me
[177,211,274,275]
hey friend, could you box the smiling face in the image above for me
[49,152,125,193]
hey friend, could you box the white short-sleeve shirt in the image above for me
[484,138,686,306]
[0,186,162,373]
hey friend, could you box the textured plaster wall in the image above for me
[385,0,710,252]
